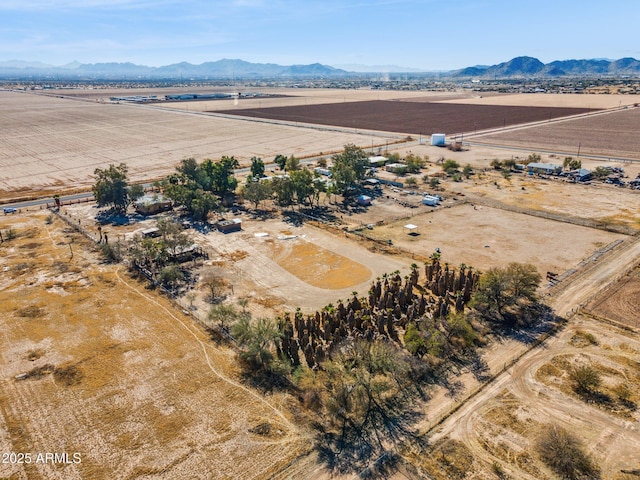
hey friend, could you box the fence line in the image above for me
[51,208,99,243]
[468,194,636,235]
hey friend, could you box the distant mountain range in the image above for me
[0,58,348,80]
[1,56,639,80]
[451,56,640,78]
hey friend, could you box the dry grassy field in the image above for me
[0,212,312,480]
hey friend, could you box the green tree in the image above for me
[405,176,418,187]
[242,180,273,210]
[330,144,369,194]
[462,164,474,178]
[93,163,135,214]
[285,155,300,172]
[271,176,295,208]
[290,169,315,206]
[249,156,265,179]
[405,153,426,173]
[441,159,460,175]
[429,177,440,189]
[274,154,288,171]
[163,158,221,221]
[563,157,582,170]
[208,303,241,331]
[404,323,427,356]
[205,156,239,197]
[471,263,541,323]
[158,264,184,289]
[592,166,610,179]
[232,316,283,370]
[156,218,191,256]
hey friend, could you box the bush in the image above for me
[535,424,600,479]
[99,241,124,263]
[570,364,602,394]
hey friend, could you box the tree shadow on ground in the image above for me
[491,303,564,346]
[314,408,425,476]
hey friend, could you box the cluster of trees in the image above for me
[162,157,239,221]
[93,163,144,214]
[126,218,194,289]
[386,152,428,174]
[439,159,473,180]
[242,144,374,211]
[229,260,543,470]
[471,263,541,325]
[243,168,324,210]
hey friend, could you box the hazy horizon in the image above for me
[1,0,639,71]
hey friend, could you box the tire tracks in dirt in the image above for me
[426,234,640,477]
[113,267,300,437]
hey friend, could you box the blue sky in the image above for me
[1,0,639,70]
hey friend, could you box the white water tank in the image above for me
[431,133,446,146]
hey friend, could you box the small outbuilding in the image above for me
[431,134,446,146]
[141,227,160,238]
[217,218,242,233]
[356,195,372,206]
[422,195,440,206]
[386,163,408,174]
[135,194,172,215]
[368,156,388,167]
[527,163,562,175]
[404,224,419,236]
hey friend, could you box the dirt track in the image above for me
[425,234,640,477]
[0,213,311,479]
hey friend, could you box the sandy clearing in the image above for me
[194,216,412,314]
[364,202,626,276]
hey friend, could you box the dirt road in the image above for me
[426,234,640,477]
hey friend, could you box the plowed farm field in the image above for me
[216,100,596,136]
[0,90,399,199]
[476,106,640,159]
